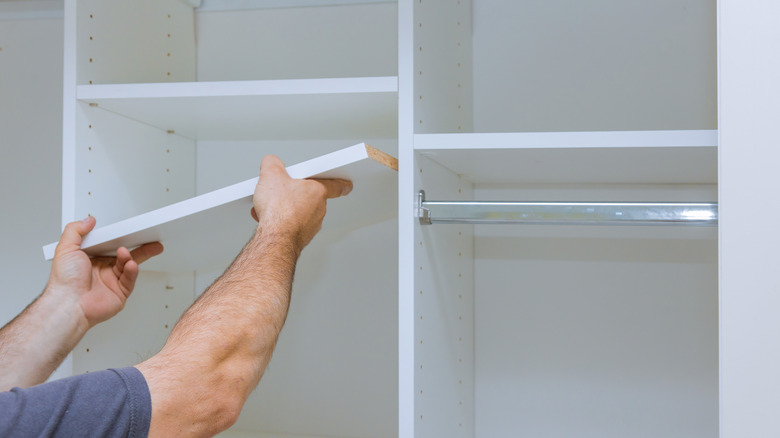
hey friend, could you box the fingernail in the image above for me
[82,216,92,223]
[342,184,353,196]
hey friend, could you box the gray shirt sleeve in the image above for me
[0,367,152,438]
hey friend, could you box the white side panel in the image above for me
[472,0,717,133]
[719,0,780,436]
[414,0,473,134]
[398,0,416,435]
[73,272,195,372]
[473,185,718,437]
[415,155,475,437]
[77,0,195,85]
[73,102,196,225]
[195,4,397,81]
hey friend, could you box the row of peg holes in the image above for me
[86,12,175,84]
[85,123,175,197]
[418,185,467,428]
[417,0,466,132]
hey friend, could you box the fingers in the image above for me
[259,155,290,180]
[54,216,97,257]
[309,178,353,199]
[129,242,164,265]
[118,259,139,297]
[111,246,139,297]
[113,246,132,278]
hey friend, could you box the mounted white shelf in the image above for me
[44,143,398,271]
[414,130,718,184]
[78,77,399,140]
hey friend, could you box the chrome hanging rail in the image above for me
[417,191,718,226]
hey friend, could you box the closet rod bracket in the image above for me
[416,190,718,226]
[417,190,432,225]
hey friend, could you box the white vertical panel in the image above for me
[77,0,195,85]
[398,0,416,436]
[719,0,780,436]
[415,155,475,437]
[75,103,195,225]
[414,0,473,134]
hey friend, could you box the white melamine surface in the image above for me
[195,3,397,81]
[415,131,717,185]
[77,77,398,140]
[471,0,716,133]
[719,0,780,436]
[76,0,196,85]
[43,144,398,271]
[414,156,475,437]
[419,147,716,185]
[473,186,718,438]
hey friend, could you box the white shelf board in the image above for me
[415,130,718,184]
[78,77,398,140]
[43,143,398,271]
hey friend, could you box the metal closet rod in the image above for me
[417,191,718,226]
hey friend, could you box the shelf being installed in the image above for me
[43,143,398,271]
[78,77,398,140]
[414,130,717,184]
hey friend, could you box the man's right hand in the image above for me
[250,155,352,251]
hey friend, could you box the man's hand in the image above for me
[0,217,163,390]
[47,216,163,328]
[250,155,352,251]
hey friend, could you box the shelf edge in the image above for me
[414,130,718,150]
[77,77,399,100]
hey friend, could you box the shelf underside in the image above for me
[415,131,717,184]
[78,77,398,140]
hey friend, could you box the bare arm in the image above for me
[0,217,162,391]
[137,155,352,437]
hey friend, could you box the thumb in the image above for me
[54,216,96,257]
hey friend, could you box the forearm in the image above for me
[0,288,89,391]
[138,227,301,436]
[174,227,298,384]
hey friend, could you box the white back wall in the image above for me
[0,17,63,334]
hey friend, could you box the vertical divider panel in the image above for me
[415,154,475,437]
[399,0,416,436]
[414,0,473,134]
[77,0,195,85]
